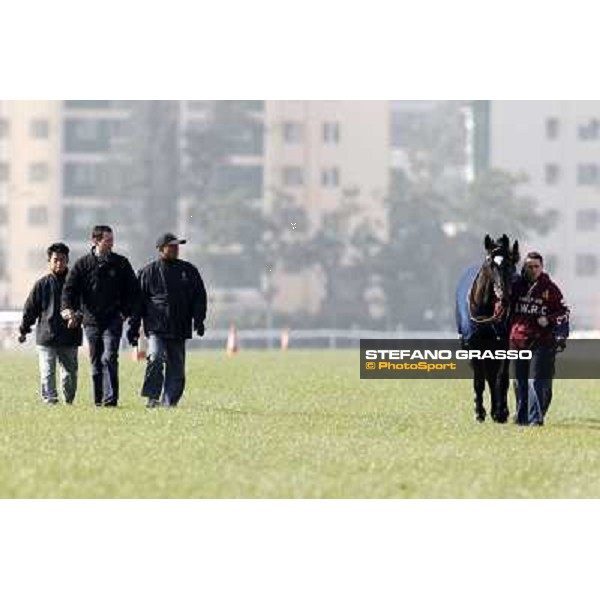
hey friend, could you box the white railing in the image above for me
[1,308,598,351]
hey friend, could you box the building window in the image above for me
[321,167,340,188]
[28,205,48,226]
[577,164,600,185]
[0,204,8,224]
[0,162,9,182]
[576,209,599,231]
[578,118,600,140]
[545,164,560,185]
[64,119,111,153]
[30,119,49,139]
[545,117,559,140]
[283,167,304,187]
[323,122,340,144]
[576,254,597,276]
[63,163,101,196]
[63,205,109,239]
[0,119,8,138]
[28,162,49,182]
[283,122,303,144]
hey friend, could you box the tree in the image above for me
[182,102,310,327]
[378,101,557,330]
[99,101,181,268]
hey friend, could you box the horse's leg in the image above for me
[489,360,508,423]
[472,359,486,421]
[496,358,510,423]
[484,359,499,421]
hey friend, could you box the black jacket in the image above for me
[61,249,139,327]
[129,258,207,339]
[20,271,83,347]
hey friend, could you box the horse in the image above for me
[455,234,520,423]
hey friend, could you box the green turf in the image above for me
[1,350,599,498]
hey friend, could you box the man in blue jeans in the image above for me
[127,233,207,408]
[18,243,83,404]
[61,225,139,407]
[510,252,569,426]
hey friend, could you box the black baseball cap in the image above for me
[156,233,187,248]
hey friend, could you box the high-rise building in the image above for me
[484,101,600,328]
[1,100,391,321]
[264,100,390,313]
[0,100,61,307]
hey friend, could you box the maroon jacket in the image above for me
[510,272,568,348]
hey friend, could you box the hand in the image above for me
[126,330,139,346]
[17,334,26,344]
[537,316,549,327]
[61,308,74,321]
[67,315,81,329]
[196,323,205,337]
[555,337,567,353]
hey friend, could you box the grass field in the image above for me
[1,349,600,498]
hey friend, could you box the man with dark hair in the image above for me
[127,233,207,408]
[18,243,82,404]
[61,225,139,407]
[510,251,569,426]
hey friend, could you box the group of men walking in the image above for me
[18,225,207,408]
[18,225,570,425]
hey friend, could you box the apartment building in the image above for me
[1,100,391,320]
[264,100,390,312]
[0,101,61,307]
[483,101,600,328]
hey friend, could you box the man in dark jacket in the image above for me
[61,225,139,407]
[127,233,207,408]
[18,243,83,404]
[510,251,569,426]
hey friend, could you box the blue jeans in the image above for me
[514,345,556,425]
[141,335,186,406]
[84,316,123,406]
[37,345,79,404]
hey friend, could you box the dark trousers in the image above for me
[141,335,186,406]
[514,345,556,425]
[84,316,123,406]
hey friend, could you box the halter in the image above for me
[468,261,507,326]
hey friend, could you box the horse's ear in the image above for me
[500,234,509,248]
[512,240,520,264]
[484,234,493,251]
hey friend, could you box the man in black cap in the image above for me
[61,225,139,407]
[127,233,207,408]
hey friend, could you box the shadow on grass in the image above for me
[551,418,600,431]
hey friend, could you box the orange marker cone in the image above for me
[132,332,147,362]
[226,323,239,356]
[281,327,289,351]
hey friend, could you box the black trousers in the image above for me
[84,315,123,406]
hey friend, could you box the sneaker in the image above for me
[43,398,59,405]
[145,398,160,409]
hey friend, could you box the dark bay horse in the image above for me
[455,234,519,423]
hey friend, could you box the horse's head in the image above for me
[470,234,519,323]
